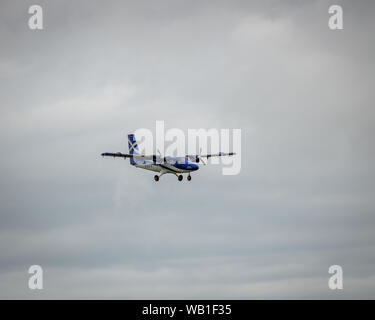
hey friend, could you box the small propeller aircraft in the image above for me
[101,134,235,181]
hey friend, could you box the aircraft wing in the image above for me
[186,152,236,163]
[200,152,236,158]
[101,152,133,158]
[101,152,235,162]
[101,152,157,161]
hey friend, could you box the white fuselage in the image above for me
[133,158,199,175]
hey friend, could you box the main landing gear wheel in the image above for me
[154,175,159,181]
[187,175,192,181]
[178,175,183,181]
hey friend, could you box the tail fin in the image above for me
[128,134,138,165]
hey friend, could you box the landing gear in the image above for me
[154,175,159,182]
[187,174,192,181]
[178,175,183,181]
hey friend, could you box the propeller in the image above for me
[199,148,207,165]
[157,149,167,163]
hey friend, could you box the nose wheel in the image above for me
[187,174,192,181]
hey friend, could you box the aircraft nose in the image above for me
[191,164,199,171]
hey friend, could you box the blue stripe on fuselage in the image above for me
[133,159,199,172]
[174,162,199,171]
[159,164,180,173]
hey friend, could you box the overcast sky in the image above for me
[0,0,375,299]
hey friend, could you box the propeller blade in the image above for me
[157,149,165,163]
[199,147,207,165]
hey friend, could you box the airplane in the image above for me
[101,134,235,181]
